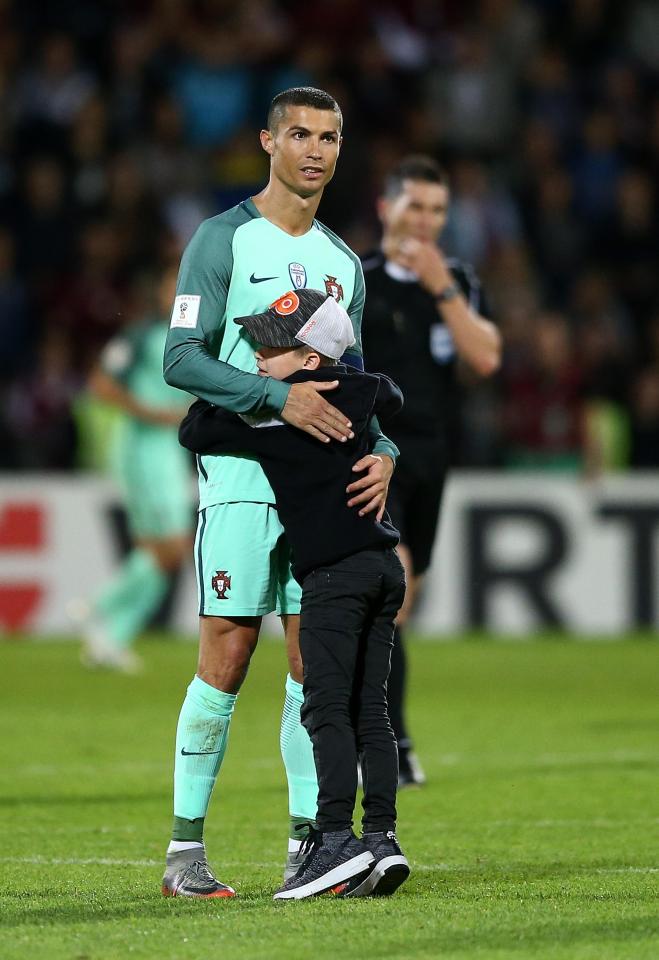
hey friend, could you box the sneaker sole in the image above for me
[273,852,375,901]
[343,855,410,897]
[161,883,235,898]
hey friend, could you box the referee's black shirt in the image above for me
[360,252,489,453]
[179,366,402,583]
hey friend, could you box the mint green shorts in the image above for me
[194,502,302,617]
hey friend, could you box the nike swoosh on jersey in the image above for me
[250,273,278,283]
[180,747,223,756]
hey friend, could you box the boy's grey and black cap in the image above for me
[235,288,356,361]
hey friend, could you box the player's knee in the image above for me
[198,617,259,692]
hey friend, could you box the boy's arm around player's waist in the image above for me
[179,399,268,455]
[179,372,403,457]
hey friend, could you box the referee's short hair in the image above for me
[267,87,343,133]
[384,155,448,198]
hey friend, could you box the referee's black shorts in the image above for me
[386,437,448,577]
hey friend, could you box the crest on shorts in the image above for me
[324,275,344,301]
[211,570,232,600]
[288,262,307,289]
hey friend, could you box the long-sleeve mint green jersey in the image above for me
[164,197,398,510]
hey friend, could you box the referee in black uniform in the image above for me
[361,156,502,786]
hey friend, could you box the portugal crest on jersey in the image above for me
[289,262,307,288]
[324,275,344,301]
[211,570,231,599]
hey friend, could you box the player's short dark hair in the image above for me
[383,155,449,199]
[267,87,343,133]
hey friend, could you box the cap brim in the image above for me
[234,312,299,349]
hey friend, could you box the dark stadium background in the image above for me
[1,6,658,956]
[1,0,657,476]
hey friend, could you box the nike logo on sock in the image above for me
[180,748,223,756]
[250,273,277,283]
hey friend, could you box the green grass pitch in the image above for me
[1,635,658,960]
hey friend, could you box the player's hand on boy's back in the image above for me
[281,380,354,443]
[347,454,394,521]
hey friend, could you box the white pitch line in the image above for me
[0,856,161,867]
[2,857,657,875]
[0,856,283,869]
[4,749,656,781]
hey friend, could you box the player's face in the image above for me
[261,106,342,199]
[254,345,306,380]
[380,180,450,244]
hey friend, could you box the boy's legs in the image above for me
[298,555,382,833]
[274,557,380,899]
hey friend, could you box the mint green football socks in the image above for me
[280,674,318,836]
[94,547,168,648]
[172,676,237,844]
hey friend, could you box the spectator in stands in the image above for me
[500,312,586,471]
[0,1,657,473]
[4,328,79,470]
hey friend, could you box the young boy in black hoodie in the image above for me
[179,288,408,901]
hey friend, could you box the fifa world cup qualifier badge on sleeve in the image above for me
[171,295,200,329]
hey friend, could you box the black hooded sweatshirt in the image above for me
[179,365,403,582]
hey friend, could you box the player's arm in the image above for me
[344,259,398,521]
[439,262,501,377]
[163,220,289,416]
[396,240,502,377]
[90,335,183,426]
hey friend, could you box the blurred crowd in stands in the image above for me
[0,0,658,472]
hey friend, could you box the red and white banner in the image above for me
[1,472,658,636]
[0,475,198,635]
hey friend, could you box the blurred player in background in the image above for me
[362,156,502,785]
[82,266,192,672]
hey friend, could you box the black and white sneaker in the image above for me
[273,828,374,901]
[343,830,410,897]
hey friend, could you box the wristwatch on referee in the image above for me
[434,283,459,304]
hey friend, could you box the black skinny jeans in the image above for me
[299,547,406,834]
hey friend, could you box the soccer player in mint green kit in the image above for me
[83,267,193,672]
[161,87,399,898]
